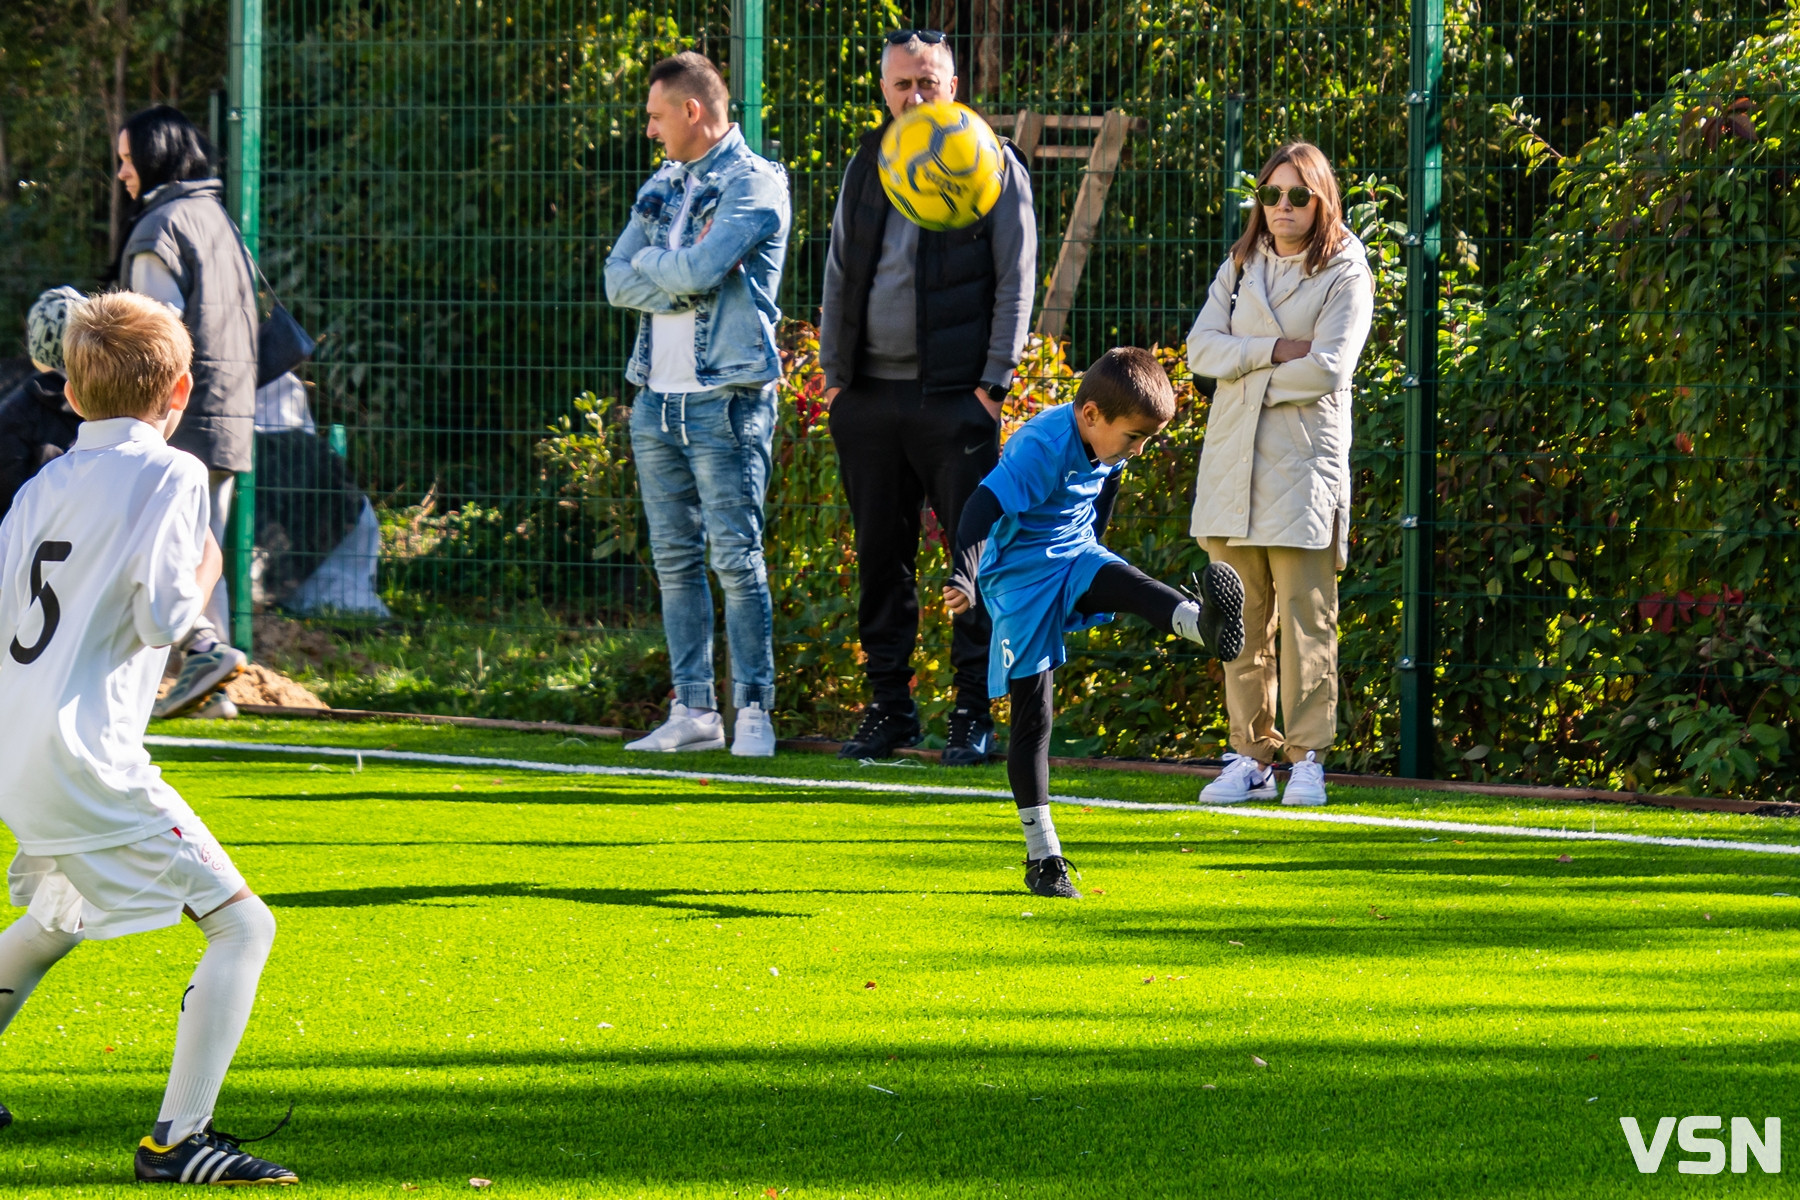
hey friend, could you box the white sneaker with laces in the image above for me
[624,702,726,752]
[1199,753,1277,804]
[731,703,776,757]
[1282,751,1329,806]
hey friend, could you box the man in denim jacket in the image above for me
[604,51,791,757]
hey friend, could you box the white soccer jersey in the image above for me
[0,417,209,856]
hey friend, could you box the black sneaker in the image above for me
[1190,562,1246,662]
[837,700,922,759]
[1024,855,1082,899]
[136,1118,298,1186]
[940,707,995,767]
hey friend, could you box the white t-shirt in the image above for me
[0,418,209,856]
[647,170,703,394]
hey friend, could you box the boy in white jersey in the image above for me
[0,292,296,1185]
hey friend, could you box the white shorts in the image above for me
[8,822,246,941]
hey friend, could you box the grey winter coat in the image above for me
[122,179,258,473]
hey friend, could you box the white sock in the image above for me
[1018,805,1062,861]
[153,897,276,1146]
[0,915,83,1034]
[185,626,220,656]
[1171,600,1204,643]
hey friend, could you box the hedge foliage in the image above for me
[2,1,1794,797]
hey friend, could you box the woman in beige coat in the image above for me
[1186,142,1374,807]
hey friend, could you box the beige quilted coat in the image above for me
[1185,234,1374,569]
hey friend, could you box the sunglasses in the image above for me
[885,28,947,45]
[1256,184,1316,208]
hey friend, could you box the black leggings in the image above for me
[1007,563,1187,809]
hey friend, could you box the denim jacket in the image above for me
[605,125,791,389]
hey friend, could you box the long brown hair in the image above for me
[1229,142,1349,275]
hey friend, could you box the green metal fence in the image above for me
[224,1,1795,795]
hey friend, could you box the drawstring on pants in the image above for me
[658,393,692,446]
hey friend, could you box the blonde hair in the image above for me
[1230,141,1350,275]
[63,290,193,420]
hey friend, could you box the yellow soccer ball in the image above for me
[877,101,1006,231]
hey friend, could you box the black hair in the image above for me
[1075,347,1177,423]
[647,51,731,118]
[121,105,217,194]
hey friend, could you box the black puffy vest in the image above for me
[833,123,1021,395]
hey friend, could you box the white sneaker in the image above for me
[189,688,239,720]
[1282,752,1328,806]
[624,702,726,752]
[730,703,776,757]
[1199,753,1277,804]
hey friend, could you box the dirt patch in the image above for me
[251,614,367,673]
[225,662,328,709]
[159,656,328,709]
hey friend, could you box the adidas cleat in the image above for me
[1024,855,1082,899]
[135,1123,297,1186]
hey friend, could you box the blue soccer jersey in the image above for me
[977,403,1124,697]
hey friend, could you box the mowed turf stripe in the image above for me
[148,735,1800,857]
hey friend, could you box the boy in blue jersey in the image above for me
[943,348,1245,899]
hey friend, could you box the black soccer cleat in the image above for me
[1025,855,1082,899]
[837,700,923,759]
[136,1121,298,1186]
[940,707,996,767]
[1191,562,1246,662]
[0,1099,12,1131]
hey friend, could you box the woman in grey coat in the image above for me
[117,105,258,717]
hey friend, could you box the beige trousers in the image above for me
[1198,538,1339,764]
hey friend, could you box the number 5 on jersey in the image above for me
[10,541,72,665]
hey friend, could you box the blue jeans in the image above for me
[629,384,778,711]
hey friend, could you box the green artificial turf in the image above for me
[0,719,1795,1197]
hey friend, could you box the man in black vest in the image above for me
[821,30,1037,765]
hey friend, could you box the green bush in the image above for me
[1436,12,1800,798]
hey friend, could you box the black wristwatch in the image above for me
[982,381,1010,404]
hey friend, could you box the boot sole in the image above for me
[156,657,248,720]
[837,731,922,759]
[1197,563,1246,662]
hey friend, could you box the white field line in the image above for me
[146,736,1800,858]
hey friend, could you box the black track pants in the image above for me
[829,377,998,710]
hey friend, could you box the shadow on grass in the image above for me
[260,883,791,919]
[226,787,979,808]
[259,882,1023,915]
[6,1041,1794,1195]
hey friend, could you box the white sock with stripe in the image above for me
[0,915,83,1033]
[153,896,276,1146]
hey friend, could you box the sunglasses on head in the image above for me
[1256,184,1316,208]
[885,28,947,45]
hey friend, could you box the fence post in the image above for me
[227,0,262,658]
[1221,93,1244,258]
[730,0,766,154]
[1399,0,1443,779]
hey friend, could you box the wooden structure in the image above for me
[988,109,1148,341]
